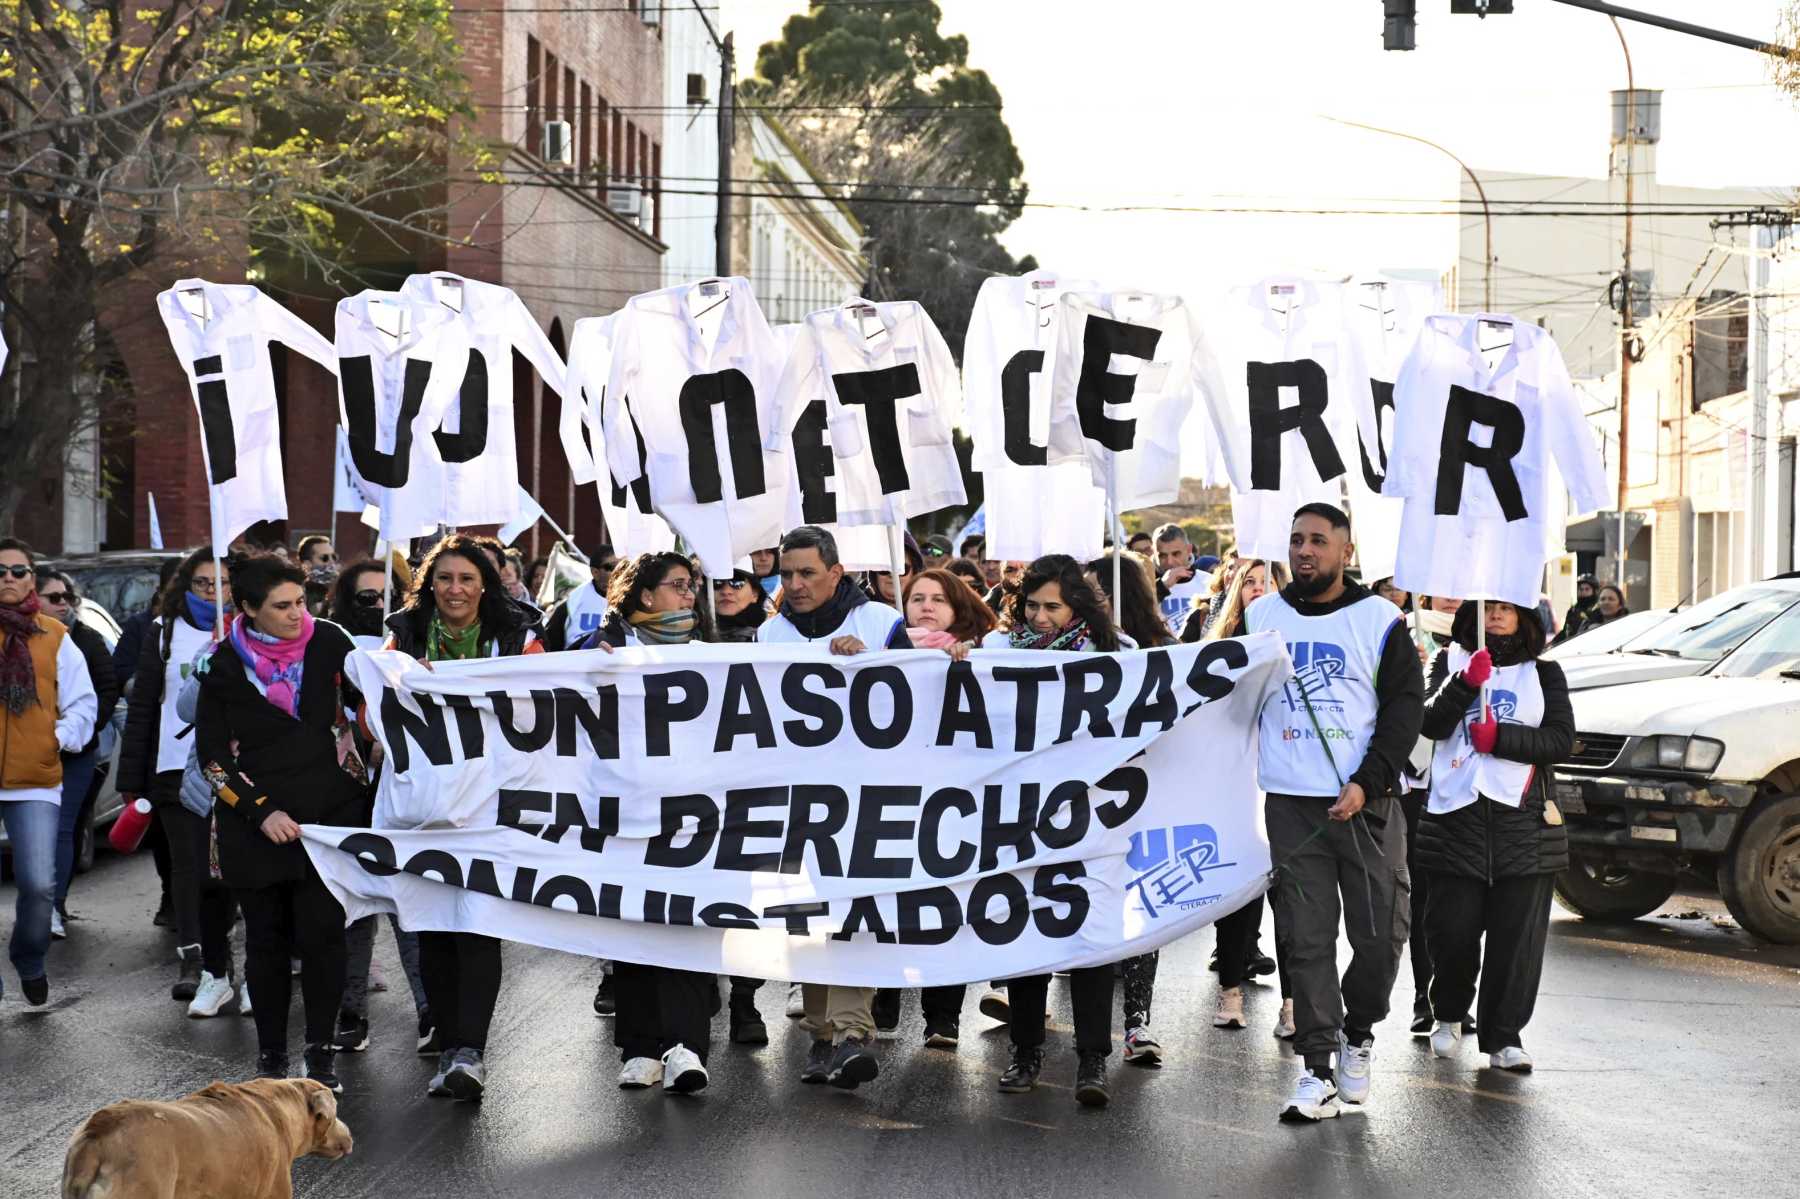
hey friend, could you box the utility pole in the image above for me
[715,31,735,277]
[1613,17,1634,595]
[1750,221,1772,579]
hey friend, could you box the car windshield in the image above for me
[1712,602,1800,680]
[1615,586,1797,662]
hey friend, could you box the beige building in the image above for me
[730,114,867,323]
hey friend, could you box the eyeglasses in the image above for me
[191,576,227,595]
[712,579,749,591]
[39,591,72,604]
[354,589,384,608]
[658,579,697,595]
[1,565,31,579]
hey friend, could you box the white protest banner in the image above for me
[303,637,1293,987]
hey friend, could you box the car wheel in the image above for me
[1553,854,1678,922]
[1719,793,1800,945]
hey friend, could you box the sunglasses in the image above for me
[39,591,72,604]
[712,579,749,591]
[1,565,31,579]
[924,547,948,558]
[354,589,384,608]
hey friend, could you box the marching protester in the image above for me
[193,553,368,1091]
[1372,577,1411,611]
[758,525,906,1089]
[328,559,432,1056]
[1126,530,1153,556]
[1417,600,1573,1072]
[470,534,543,624]
[1553,573,1599,644]
[119,548,237,1005]
[1245,504,1422,1123]
[298,535,338,616]
[1088,550,1170,1064]
[1585,584,1630,631]
[1200,558,1293,1036]
[542,544,617,651]
[749,546,780,603]
[709,569,768,642]
[944,556,987,595]
[864,532,924,609]
[112,556,181,929]
[981,554,1123,1106]
[33,569,120,938]
[0,540,97,1006]
[500,548,531,604]
[384,534,543,1101]
[586,551,725,1094]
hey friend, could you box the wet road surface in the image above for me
[4,851,1797,1198]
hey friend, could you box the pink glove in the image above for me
[1470,714,1499,754]
[1460,647,1493,688]
[906,627,959,650]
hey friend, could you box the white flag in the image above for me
[496,487,546,546]
[146,492,164,550]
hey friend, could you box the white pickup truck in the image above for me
[1550,578,1800,943]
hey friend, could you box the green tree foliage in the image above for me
[0,0,476,534]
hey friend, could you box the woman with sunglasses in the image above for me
[709,569,767,643]
[118,547,239,1012]
[324,559,432,1059]
[384,535,543,1102]
[583,552,723,1095]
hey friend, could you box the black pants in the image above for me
[613,963,714,1064]
[871,986,965,1029]
[1214,898,1265,990]
[153,774,232,976]
[1403,798,1433,1010]
[236,868,347,1055]
[1266,794,1410,1067]
[1005,967,1112,1057]
[1425,871,1554,1054]
[145,815,171,904]
[1120,953,1158,1028]
[417,931,502,1053]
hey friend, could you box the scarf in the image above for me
[781,577,869,640]
[629,608,698,645]
[340,603,385,638]
[0,592,44,716]
[428,611,489,662]
[229,611,314,718]
[907,627,959,650]
[185,591,219,630]
[1009,619,1091,652]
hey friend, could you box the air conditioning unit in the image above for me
[641,3,661,28]
[687,73,709,107]
[607,186,644,223]
[542,119,574,169]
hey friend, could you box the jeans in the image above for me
[0,798,59,982]
[54,750,99,907]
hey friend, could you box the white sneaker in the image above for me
[1278,1070,1341,1122]
[1122,1025,1163,1066]
[186,971,235,1019]
[785,982,805,1019]
[1337,1032,1373,1105]
[1272,998,1296,1039]
[978,988,1011,1023]
[1430,1020,1462,1059]
[1489,1046,1534,1073]
[618,1057,663,1089]
[661,1044,708,1094]
[50,909,67,940]
[1213,986,1246,1029]
[239,982,253,1017]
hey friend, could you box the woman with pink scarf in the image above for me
[194,553,368,1094]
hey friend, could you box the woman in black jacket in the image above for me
[709,569,767,643]
[383,535,541,1103]
[1417,600,1573,1073]
[194,553,367,1091]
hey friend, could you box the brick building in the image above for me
[24,4,669,561]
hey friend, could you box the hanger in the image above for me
[433,275,465,314]
[687,279,729,323]
[178,286,211,328]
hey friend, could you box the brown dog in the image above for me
[60,1077,353,1199]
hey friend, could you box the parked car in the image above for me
[1551,591,1800,943]
[1548,578,1800,692]
[1543,608,1669,660]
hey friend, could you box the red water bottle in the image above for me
[109,797,155,853]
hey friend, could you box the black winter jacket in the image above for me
[65,621,120,755]
[383,605,538,660]
[1416,651,1573,881]
[194,621,369,888]
[117,610,210,795]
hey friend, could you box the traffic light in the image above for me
[1384,0,1416,51]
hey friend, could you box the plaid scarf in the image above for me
[1008,619,1090,652]
[629,608,698,645]
[0,592,44,715]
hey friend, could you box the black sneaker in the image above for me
[21,975,48,1006]
[826,1037,879,1089]
[255,1051,289,1080]
[333,1010,370,1053]
[1075,1051,1110,1108]
[593,975,616,1016]
[997,1045,1043,1093]
[153,897,172,929]
[799,1039,834,1084]
[1247,946,1277,979]
[417,1009,440,1055]
[172,946,202,1001]
[1411,999,1433,1036]
[303,1043,342,1094]
[872,988,901,1039]
[923,1021,960,1049]
[729,996,768,1045]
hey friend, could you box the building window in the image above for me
[625,119,636,179]
[563,65,576,131]
[579,83,592,179]
[651,142,662,241]
[611,110,623,180]
[595,98,609,193]
[526,36,541,157]
[544,52,559,146]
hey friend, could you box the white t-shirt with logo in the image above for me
[1428,646,1545,814]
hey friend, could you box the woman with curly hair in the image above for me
[578,551,717,649]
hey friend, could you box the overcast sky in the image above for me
[722,0,1800,292]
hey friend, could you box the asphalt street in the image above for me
[3,850,1797,1199]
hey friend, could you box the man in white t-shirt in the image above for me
[1243,503,1422,1124]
